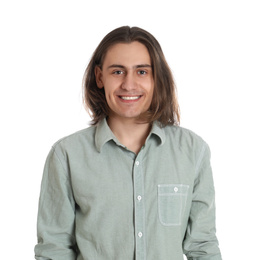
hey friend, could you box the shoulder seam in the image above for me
[52,126,95,147]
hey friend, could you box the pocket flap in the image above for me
[158,184,189,195]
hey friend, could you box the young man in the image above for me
[35,26,222,260]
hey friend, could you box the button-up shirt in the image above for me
[35,119,222,260]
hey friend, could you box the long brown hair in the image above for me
[82,26,180,126]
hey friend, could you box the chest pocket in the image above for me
[158,184,189,226]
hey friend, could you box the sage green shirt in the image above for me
[35,119,222,260]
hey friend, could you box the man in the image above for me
[35,26,222,260]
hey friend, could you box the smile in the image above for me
[119,96,141,100]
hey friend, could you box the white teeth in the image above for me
[120,96,140,100]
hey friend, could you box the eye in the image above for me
[137,70,147,75]
[113,70,124,75]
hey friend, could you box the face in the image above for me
[95,41,154,123]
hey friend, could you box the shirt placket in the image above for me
[133,150,146,260]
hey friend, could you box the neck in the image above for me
[107,116,152,154]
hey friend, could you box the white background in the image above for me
[1,1,256,259]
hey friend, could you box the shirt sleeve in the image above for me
[34,146,77,260]
[183,142,222,260]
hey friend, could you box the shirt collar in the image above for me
[95,118,166,153]
[148,121,166,146]
[95,118,118,153]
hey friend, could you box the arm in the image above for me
[183,142,222,260]
[34,146,77,260]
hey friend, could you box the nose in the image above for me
[121,71,137,91]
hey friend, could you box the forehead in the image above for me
[102,41,151,68]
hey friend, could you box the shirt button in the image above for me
[137,195,142,201]
[138,232,143,238]
[174,187,178,192]
[135,161,140,166]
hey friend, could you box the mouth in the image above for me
[119,95,142,101]
[118,95,142,102]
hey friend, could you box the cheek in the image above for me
[147,81,154,98]
[105,92,113,105]
[103,77,119,92]
[147,84,155,107]
[104,87,116,108]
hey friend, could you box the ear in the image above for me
[95,66,104,89]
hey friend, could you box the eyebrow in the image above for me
[107,64,152,69]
